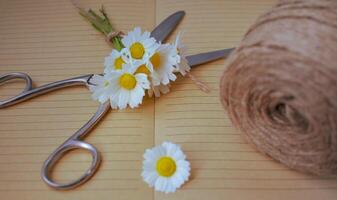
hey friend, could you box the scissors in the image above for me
[0,11,234,190]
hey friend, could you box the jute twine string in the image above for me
[187,72,211,93]
[105,31,125,43]
[220,0,337,175]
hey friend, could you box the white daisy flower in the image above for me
[142,142,191,193]
[108,63,150,109]
[88,73,114,104]
[147,44,179,86]
[121,27,159,63]
[172,32,190,76]
[120,60,165,97]
[104,49,127,73]
[133,43,178,94]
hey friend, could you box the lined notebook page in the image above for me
[154,0,337,200]
[0,0,154,199]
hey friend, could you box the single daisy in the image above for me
[88,73,114,104]
[149,44,179,86]
[108,63,150,109]
[104,49,127,73]
[121,27,159,63]
[172,32,191,76]
[133,63,167,97]
[142,142,191,193]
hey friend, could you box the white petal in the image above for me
[104,56,113,68]
[109,89,121,109]
[135,73,148,83]
[166,181,177,193]
[151,71,161,86]
[177,57,191,76]
[135,73,150,89]
[171,149,186,161]
[143,160,156,171]
[90,74,104,85]
[118,89,129,109]
[134,27,141,36]
[176,167,190,181]
[144,148,159,160]
[163,142,179,157]
[170,173,185,188]
[129,86,144,108]
[142,171,159,187]
[154,177,166,192]
[177,160,190,169]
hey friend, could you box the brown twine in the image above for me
[187,72,211,93]
[105,31,125,43]
[220,0,337,176]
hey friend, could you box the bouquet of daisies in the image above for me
[80,7,190,109]
[79,7,192,193]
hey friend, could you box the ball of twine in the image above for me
[220,0,337,175]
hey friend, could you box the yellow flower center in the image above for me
[150,52,161,69]
[114,56,124,70]
[135,64,151,75]
[130,42,145,59]
[156,156,176,177]
[119,73,137,90]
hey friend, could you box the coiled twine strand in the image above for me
[220,0,337,176]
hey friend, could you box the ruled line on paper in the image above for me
[2,110,143,116]
[0,159,142,165]
[0,167,142,173]
[1,153,140,161]
[0,188,139,191]
[0,118,142,124]
[179,187,337,191]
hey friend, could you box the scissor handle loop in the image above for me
[0,72,33,108]
[41,140,101,190]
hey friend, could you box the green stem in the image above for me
[112,37,124,51]
[78,5,124,51]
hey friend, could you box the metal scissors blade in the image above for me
[150,10,185,42]
[187,48,235,67]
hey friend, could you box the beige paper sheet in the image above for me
[0,0,337,199]
[0,0,154,199]
[154,0,337,200]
